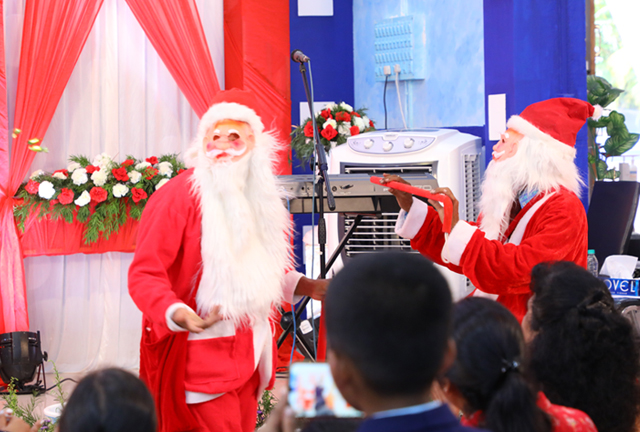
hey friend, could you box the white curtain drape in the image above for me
[5,0,224,372]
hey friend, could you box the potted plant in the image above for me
[587,75,639,184]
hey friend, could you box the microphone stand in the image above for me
[277,61,335,361]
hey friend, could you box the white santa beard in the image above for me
[478,136,583,241]
[191,143,292,327]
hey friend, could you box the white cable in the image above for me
[395,70,407,129]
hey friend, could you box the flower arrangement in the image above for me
[290,102,375,166]
[256,389,278,429]
[14,153,186,245]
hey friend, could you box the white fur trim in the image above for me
[441,221,477,266]
[283,270,304,304]
[199,102,264,137]
[165,303,192,332]
[395,198,430,239]
[507,115,572,148]
[507,191,556,245]
[187,320,236,341]
[185,391,223,404]
[591,104,603,121]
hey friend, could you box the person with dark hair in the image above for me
[441,297,595,432]
[525,261,640,432]
[324,252,481,432]
[57,368,156,432]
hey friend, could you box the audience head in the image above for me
[58,368,156,432]
[444,297,550,432]
[526,261,640,432]
[325,252,454,413]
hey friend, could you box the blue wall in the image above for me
[353,0,485,129]
[484,0,588,207]
[289,0,355,273]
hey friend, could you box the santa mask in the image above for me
[203,119,256,164]
[492,128,524,162]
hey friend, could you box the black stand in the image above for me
[276,216,364,358]
[277,60,337,361]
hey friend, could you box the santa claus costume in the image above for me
[395,98,600,320]
[128,89,304,432]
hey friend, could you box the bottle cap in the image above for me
[588,249,595,254]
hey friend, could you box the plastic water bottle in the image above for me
[587,249,599,277]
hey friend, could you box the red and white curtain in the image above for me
[0,0,290,372]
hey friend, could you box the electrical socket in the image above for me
[383,65,391,76]
[394,64,401,74]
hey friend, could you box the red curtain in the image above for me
[125,0,220,118]
[0,0,104,333]
[224,0,292,175]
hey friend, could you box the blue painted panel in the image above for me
[353,0,485,129]
[290,0,355,273]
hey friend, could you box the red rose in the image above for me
[350,125,361,136]
[178,169,186,174]
[85,165,100,174]
[131,187,148,203]
[90,187,108,203]
[50,199,59,207]
[303,121,315,138]
[369,120,374,128]
[25,180,39,195]
[121,159,135,168]
[146,156,158,165]
[320,109,333,120]
[112,167,130,182]
[53,169,69,177]
[352,112,361,117]
[57,188,75,205]
[321,124,338,141]
[336,111,351,122]
[144,167,159,180]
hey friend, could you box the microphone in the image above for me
[291,49,310,63]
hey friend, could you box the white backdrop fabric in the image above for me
[5,0,224,372]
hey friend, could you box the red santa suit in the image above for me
[396,188,587,320]
[395,98,597,321]
[128,90,300,432]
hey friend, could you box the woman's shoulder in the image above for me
[537,392,597,432]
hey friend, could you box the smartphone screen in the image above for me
[288,362,363,418]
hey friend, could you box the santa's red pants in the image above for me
[188,368,261,432]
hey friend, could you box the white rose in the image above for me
[129,170,142,184]
[324,102,338,110]
[155,178,170,190]
[353,116,366,131]
[38,181,56,200]
[363,115,371,128]
[339,102,353,112]
[52,172,67,180]
[30,170,45,179]
[338,124,352,137]
[71,168,88,186]
[135,162,151,170]
[323,119,337,130]
[158,161,173,177]
[91,170,108,187]
[92,153,112,169]
[112,183,129,198]
[74,190,91,207]
[67,161,81,172]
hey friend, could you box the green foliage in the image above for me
[587,76,640,181]
[1,379,40,427]
[14,153,185,245]
[256,390,278,429]
[290,103,375,167]
[587,75,624,108]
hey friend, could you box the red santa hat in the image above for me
[506,97,602,148]
[199,88,265,136]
